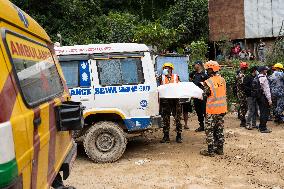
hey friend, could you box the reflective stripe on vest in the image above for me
[162,74,179,85]
[205,75,227,114]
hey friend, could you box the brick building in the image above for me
[209,0,284,58]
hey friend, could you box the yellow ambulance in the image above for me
[0,0,83,188]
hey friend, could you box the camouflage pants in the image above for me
[275,96,284,117]
[238,97,248,121]
[271,97,277,117]
[160,98,182,134]
[205,114,225,146]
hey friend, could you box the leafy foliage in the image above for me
[11,0,209,51]
[189,40,207,63]
[96,12,138,43]
[162,0,209,43]
[219,67,237,106]
[133,22,178,51]
[265,39,284,66]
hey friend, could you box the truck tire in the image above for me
[83,121,127,163]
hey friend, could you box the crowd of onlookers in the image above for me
[230,43,256,60]
[235,61,284,133]
[216,40,267,62]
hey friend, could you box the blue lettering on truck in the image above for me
[70,88,92,96]
[69,85,151,96]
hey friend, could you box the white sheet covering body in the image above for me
[158,82,203,100]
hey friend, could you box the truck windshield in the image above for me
[97,58,144,86]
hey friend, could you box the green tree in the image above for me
[11,0,209,49]
[95,12,138,43]
[133,22,178,52]
[162,0,208,45]
[189,40,207,63]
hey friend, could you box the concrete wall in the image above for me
[209,0,245,41]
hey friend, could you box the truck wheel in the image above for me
[83,121,127,163]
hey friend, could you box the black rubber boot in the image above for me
[176,133,183,143]
[240,120,246,127]
[274,115,284,124]
[259,128,272,133]
[200,145,215,157]
[160,132,170,143]
[195,127,204,132]
[215,145,224,155]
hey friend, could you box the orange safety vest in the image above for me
[161,74,179,85]
[205,75,227,114]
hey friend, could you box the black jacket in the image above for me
[243,74,255,97]
[190,71,208,89]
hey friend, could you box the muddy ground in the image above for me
[66,114,284,189]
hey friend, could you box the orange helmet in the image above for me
[240,62,249,69]
[204,60,220,72]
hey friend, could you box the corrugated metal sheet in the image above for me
[272,0,284,36]
[244,0,284,38]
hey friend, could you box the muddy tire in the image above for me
[83,121,127,163]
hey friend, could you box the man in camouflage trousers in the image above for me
[159,62,183,143]
[269,63,284,123]
[236,62,249,127]
[200,61,227,157]
[160,99,182,139]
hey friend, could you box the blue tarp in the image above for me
[155,56,189,82]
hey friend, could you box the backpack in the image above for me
[251,76,263,98]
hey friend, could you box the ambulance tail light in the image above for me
[0,122,20,188]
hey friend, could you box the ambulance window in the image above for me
[5,33,64,107]
[60,60,91,88]
[97,58,144,86]
[60,61,79,88]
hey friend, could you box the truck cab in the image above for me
[55,43,161,163]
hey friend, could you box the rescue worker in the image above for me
[252,66,272,133]
[190,60,208,132]
[269,63,284,123]
[159,62,183,143]
[243,66,258,130]
[200,61,227,157]
[268,66,277,120]
[236,62,249,127]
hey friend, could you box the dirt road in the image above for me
[66,114,284,189]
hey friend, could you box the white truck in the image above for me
[55,43,161,163]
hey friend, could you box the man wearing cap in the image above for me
[190,60,208,132]
[159,62,183,143]
[269,63,284,123]
[254,66,272,133]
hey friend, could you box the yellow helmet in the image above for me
[163,62,174,70]
[274,63,283,69]
[204,60,220,72]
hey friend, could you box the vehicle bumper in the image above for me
[60,142,77,180]
[150,115,162,128]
